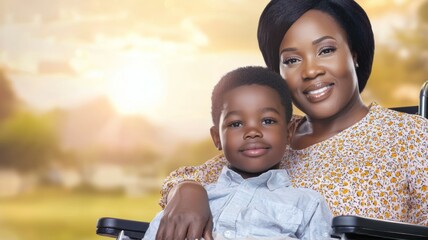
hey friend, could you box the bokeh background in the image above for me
[0,0,427,239]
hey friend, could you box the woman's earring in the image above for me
[355,62,359,68]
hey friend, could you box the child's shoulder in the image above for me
[293,187,324,198]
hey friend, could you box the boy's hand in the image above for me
[156,181,214,240]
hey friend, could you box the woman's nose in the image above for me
[302,58,325,80]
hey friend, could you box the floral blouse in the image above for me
[160,103,428,225]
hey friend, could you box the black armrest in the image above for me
[332,215,428,240]
[96,217,149,240]
[390,106,418,115]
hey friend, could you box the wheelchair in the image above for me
[96,81,428,240]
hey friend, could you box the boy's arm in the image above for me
[142,211,164,240]
[298,197,333,240]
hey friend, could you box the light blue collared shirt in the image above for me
[144,167,332,239]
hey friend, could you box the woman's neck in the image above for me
[291,96,369,150]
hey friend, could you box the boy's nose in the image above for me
[243,126,263,139]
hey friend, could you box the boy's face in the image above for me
[210,84,289,179]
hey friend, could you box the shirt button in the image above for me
[223,230,233,238]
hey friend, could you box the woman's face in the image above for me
[279,10,360,120]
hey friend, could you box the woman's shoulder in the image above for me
[371,103,427,128]
[368,103,427,141]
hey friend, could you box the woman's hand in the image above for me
[156,181,213,240]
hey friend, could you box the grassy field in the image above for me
[0,188,161,240]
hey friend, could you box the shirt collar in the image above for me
[216,166,291,191]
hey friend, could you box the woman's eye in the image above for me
[262,118,277,125]
[229,121,243,128]
[319,47,336,55]
[282,57,300,66]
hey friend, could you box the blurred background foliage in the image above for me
[364,0,428,106]
[0,1,427,240]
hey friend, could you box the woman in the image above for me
[155,1,428,239]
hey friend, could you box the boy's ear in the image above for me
[210,126,222,150]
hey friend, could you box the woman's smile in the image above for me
[303,82,335,103]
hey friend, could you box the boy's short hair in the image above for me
[211,66,293,127]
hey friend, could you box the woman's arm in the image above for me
[156,154,227,240]
[156,181,213,240]
[159,154,227,208]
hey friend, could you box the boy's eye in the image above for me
[262,118,277,125]
[229,121,243,128]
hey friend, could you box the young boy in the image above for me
[144,66,332,239]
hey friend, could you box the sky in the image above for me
[0,0,423,139]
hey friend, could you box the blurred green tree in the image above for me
[0,111,59,173]
[165,138,218,174]
[0,70,18,121]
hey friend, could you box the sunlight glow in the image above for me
[107,60,165,116]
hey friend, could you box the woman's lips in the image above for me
[303,83,334,103]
